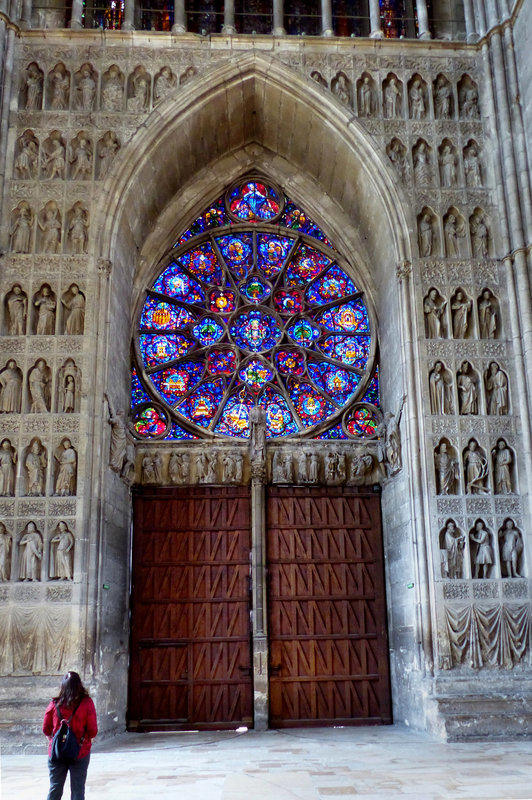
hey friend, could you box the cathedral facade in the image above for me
[1,0,532,744]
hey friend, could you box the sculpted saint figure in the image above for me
[15,138,38,179]
[461,83,479,119]
[197,451,217,483]
[98,132,120,179]
[68,206,88,254]
[387,139,406,182]
[62,285,85,334]
[471,214,489,258]
[0,439,16,496]
[409,78,425,119]
[464,440,488,494]
[106,395,127,473]
[0,522,12,580]
[297,450,308,483]
[50,521,74,580]
[141,452,155,483]
[424,289,446,338]
[478,290,497,339]
[10,203,33,253]
[358,76,373,117]
[332,72,351,106]
[39,204,62,253]
[493,439,513,495]
[413,142,431,185]
[435,443,458,495]
[470,521,493,579]
[451,290,471,338]
[384,77,401,118]
[34,285,56,335]
[102,66,124,111]
[464,144,481,187]
[498,519,522,578]
[154,67,176,103]
[6,285,27,334]
[25,438,46,495]
[0,360,22,413]
[50,67,69,110]
[457,362,478,415]
[440,145,457,187]
[309,453,319,483]
[127,72,150,112]
[418,213,434,257]
[29,358,50,413]
[70,137,92,180]
[54,438,77,496]
[77,66,96,111]
[23,64,43,110]
[441,521,465,579]
[19,522,43,581]
[444,214,461,257]
[434,76,452,119]
[486,362,508,415]
[44,137,66,180]
[62,375,76,413]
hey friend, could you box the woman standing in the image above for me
[43,671,98,800]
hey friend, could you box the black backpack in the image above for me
[50,699,82,763]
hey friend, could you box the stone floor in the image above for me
[2,726,532,800]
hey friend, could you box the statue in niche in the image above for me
[272,450,291,483]
[423,289,446,338]
[444,214,464,258]
[0,522,12,581]
[39,203,62,253]
[384,76,401,118]
[486,362,508,415]
[478,290,497,339]
[25,438,47,496]
[382,396,405,476]
[358,76,374,117]
[169,450,189,484]
[62,285,85,335]
[6,284,27,334]
[98,132,120,179]
[105,396,133,480]
[127,70,150,112]
[49,521,74,580]
[197,451,217,483]
[471,213,489,258]
[18,522,43,581]
[76,65,96,111]
[434,76,452,119]
[457,362,478,415]
[451,290,471,338]
[153,452,162,483]
[413,142,432,185]
[0,360,22,413]
[470,521,493,579]
[15,135,38,179]
[460,82,479,119]
[387,139,406,182]
[67,205,88,254]
[418,213,434,257]
[441,521,465,579]
[102,65,124,111]
[349,448,373,485]
[409,78,425,119]
[464,144,482,187]
[61,375,76,413]
[430,360,453,416]
[70,136,92,180]
[29,358,51,413]
[221,452,235,483]
[297,450,308,483]
[249,406,266,465]
[325,451,337,483]
[154,67,177,103]
[10,203,33,254]
[0,439,16,496]
[498,519,522,578]
[464,440,488,494]
[309,453,319,484]
[336,453,346,483]
[49,65,69,110]
[331,72,351,106]
[34,285,56,335]
[310,70,327,88]
[440,144,457,187]
[435,442,458,495]
[22,63,43,110]
[493,439,513,495]
[43,134,66,180]
[141,451,156,483]
[179,66,196,86]
[54,438,77,496]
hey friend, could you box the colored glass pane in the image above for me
[259,386,299,437]
[140,298,195,330]
[362,370,380,406]
[177,242,223,285]
[314,300,369,333]
[139,334,195,367]
[274,348,305,376]
[273,288,304,315]
[192,316,225,346]
[131,367,151,406]
[133,405,168,437]
[306,265,359,304]
[307,361,361,404]
[216,233,254,279]
[257,234,294,278]
[285,243,331,286]
[229,181,281,222]
[149,362,204,404]
[346,405,380,437]
[163,421,198,440]
[209,288,236,314]
[230,309,281,352]
[177,378,225,427]
[207,348,238,375]
[314,422,348,439]
[318,335,370,368]
[176,196,229,244]
[279,201,332,247]
[214,387,255,437]
[238,358,274,391]
[239,275,271,304]
[152,264,205,304]
[286,317,320,346]
[289,380,335,427]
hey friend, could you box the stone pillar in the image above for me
[272,0,285,35]
[222,0,236,33]
[69,0,84,29]
[463,0,478,42]
[415,0,431,39]
[121,0,135,30]
[320,0,333,36]
[20,0,33,29]
[369,0,382,38]
[171,0,186,32]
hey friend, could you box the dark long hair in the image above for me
[54,671,89,707]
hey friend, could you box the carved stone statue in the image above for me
[24,438,46,495]
[439,144,457,187]
[34,284,56,335]
[325,452,336,483]
[179,66,196,85]
[470,213,489,258]
[49,521,74,580]
[10,203,34,254]
[67,204,88,254]
[349,448,373,485]
[58,360,80,414]
[296,450,308,483]
[451,290,471,338]
[358,75,374,117]
[435,442,458,495]
[62,285,85,334]
[29,358,51,413]
[469,521,493,579]
[39,202,62,253]
[272,450,292,483]
[15,135,38,179]
[460,81,479,119]
[23,63,43,110]
[441,521,465,579]
[0,522,12,581]
[70,135,92,180]
[310,70,327,88]
[19,522,43,581]
[464,143,482,187]
[102,65,124,111]
[336,453,346,484]
[61,376,76,413]
[0,360,23,413]
[387,139,406,182]
[384,76,401,118]
[418,213,434,257]
[464,440,488,494]
[106,396,130,477]
[141,452,156,483]
[98,131,120,179]
[498,519,522,578]
[76,65,96,111]
[493,439,513,495]
[197,451,217,483]
[309,452,319,484]
[127,69,150,112]
[331,72,351,106]
[443,214,463,258]
[54,438,77,496]
[382,396,405,476]
[169,450,189,484]
[434,75,452,119]
[43,134,66,180]
[154,67,177,103]
[6,285,27,334]
[0,439,16,496]
[457,362,478,415]
[409,77,426,119]
[413,142,432,185]
[486,362,508,415]
[424,289,446,338]
[49,64,70,110]
[478,289,497,339]
[153,452,162,483]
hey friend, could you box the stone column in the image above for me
[272,0,285,35]
[320,0,333,36]
[69,0,84,29]
[20,0,33,29]
[171,0,186,32]
[121,0,135,30]
[222,0,236,33]
[463,0,478,42]
[369,0,382,38]
[415,0,431,39]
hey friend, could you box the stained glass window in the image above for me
[132,179,378,439]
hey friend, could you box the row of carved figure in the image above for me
[0,520,74,581]
[429,360,508,416]
[424,287,499,340]
[434,437,515,496]
[3,284,85,336]
[440,517,524,580]
[0,437,77,497]
[19,61,197,113]
[389,138,484,188]
[313,70,481,122]
[0,359,81,415]
[418,208,491,259]
[10,201,89,254]
[14,129,120,182]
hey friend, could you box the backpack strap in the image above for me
[54,697,83,725]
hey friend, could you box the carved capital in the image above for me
[396,260,412,281]
[98,258,112,276]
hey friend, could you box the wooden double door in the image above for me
[128,484,391,730]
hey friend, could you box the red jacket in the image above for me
[43,696,98,760]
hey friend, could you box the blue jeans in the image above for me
[47,754,90,800]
